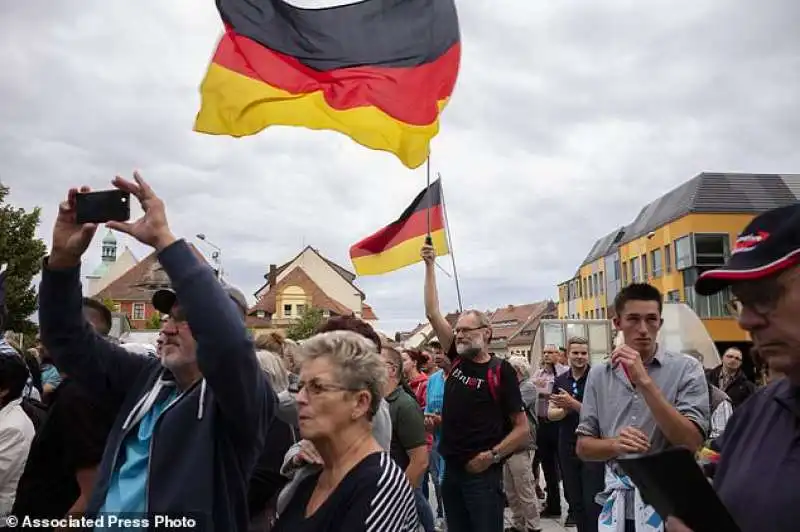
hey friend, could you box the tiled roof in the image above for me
[487,301,557,347]
[245,315,274,329]
[95,244,207,302]
[249,267,353,317]
[580,227,626,266]
[619,172,800,246]
[577,173,800,266]
[256,246,364,298]
[361,303,378,320]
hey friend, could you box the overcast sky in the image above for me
[2,1,799,334]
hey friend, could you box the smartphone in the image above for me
[75,190,131,224]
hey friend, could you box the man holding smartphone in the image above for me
[575,283,709,532]
[38,173,273,531]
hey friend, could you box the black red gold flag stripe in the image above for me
[350,179,449,276]
[195,0,461,169]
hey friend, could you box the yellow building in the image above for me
[558,172,800,347]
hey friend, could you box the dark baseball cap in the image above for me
[695,203,800,296]
[152,284,249,317]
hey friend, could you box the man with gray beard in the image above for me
[422,244,531,532]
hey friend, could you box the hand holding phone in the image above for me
[106,172,176,251]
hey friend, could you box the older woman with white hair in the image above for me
[505,355,542,532]
[272,331,418,532]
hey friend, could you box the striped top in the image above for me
[273,451,418,532]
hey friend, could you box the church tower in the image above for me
[101,230,117,264]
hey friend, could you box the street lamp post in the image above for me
[196,233,223,280]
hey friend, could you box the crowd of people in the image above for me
[0,173,798,532]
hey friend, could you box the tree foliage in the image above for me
[286,307,325,341]
[145,313,162,330]
[0,183,47,336]
[102,298,117,312]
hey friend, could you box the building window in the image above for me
[689,287,732,318]
[593,273,599,295]
[622,261,628,284]
[133,303,145,321]
[296,304,306,316]
[613,259,620,281]
[675,235,693,270]
[694,234,730,266]
[284,304,292,317]
[599,271,605,294]
[641,254,648,280]
[587,277,593,297]
[666,290,681,303]
[651,248,663,278]
[631,257,640,282]
[664,244,672,273]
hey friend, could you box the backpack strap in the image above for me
[486,357,503,404]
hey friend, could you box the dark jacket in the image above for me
[39,240,274,531]
[707,365,756,408]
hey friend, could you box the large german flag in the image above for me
[195,0,461,169]
[350,179,449,276]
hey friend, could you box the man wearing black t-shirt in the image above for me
[422,245,531,532]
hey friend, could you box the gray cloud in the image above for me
[1,0,799,334]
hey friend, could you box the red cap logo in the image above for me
[732,231,770,254]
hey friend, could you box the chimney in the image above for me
[268,264,277,287]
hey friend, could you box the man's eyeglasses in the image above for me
[454,325,487,334]
[726,266,800,318]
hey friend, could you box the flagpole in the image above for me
[438,172,463,312]
[425,156,432,241]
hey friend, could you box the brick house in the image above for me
[248,246,379,332]
[95,245,208,330]
[488,301,558,358]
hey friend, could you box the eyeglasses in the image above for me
[289,378,351,397]
[726,266,800,318]
[454,325,487,334]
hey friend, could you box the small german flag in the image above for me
[350,179,449,276]
[194,0,460,169]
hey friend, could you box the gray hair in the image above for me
[461,309,491,328]
[297,330,386,420]
[507,355,532,380]
[256,350,290,393]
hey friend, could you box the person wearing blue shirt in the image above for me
[39,173,274,531]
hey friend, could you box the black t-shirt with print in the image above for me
[439,343,524,465]
[272,452,418,532]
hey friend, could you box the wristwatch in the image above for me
[491,450,502,464]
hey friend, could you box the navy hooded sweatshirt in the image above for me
[39,239,274,531]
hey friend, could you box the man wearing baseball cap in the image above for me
[668,203,800,532]
[38,172,274,531]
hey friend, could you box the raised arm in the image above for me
[157,239,274,441]
[42,188,153,399]
[105,172,274,444]
[421,244,454,352]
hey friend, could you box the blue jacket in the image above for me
[39,240,274,531]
